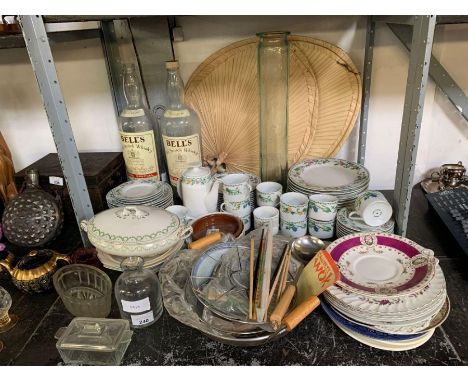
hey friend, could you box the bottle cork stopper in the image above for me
[165,61,179,70]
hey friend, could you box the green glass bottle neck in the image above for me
[166,69,185,109]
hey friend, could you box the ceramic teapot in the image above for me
[0,249,70,294]
[178,165,219,218]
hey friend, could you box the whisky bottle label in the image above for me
[164,109,190,118]
[121,108,145,118]
[120,130,160,179]
[162,133,202,186]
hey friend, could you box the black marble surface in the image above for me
[1,185,467,366]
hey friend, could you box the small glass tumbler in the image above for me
[53,264,112,318]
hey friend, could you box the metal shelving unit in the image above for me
[358,15,468,235]
[3,15,466,244]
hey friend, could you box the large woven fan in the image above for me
[185,35,361,176]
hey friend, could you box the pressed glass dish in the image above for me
[53,264,112,318]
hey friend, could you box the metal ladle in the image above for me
[290,235,328,264]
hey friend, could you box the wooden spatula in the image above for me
[271,249,340,331]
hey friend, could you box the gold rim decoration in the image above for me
[185,35,361,175]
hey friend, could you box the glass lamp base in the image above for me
[0,314,18,334]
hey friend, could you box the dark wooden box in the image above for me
[15,152,126,221]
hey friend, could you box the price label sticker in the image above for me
[131,310,154,327]
[121,297,150,313]
[49,176,64,186]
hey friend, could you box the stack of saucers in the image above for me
[106,179,173,209]
[216,172,261,211]
[336,207,394,237]
[287,158,370,209]
[96,240,184,272]
[322,232,450,351]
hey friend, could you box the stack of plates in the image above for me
[97,240,184,272]
[287,158,370,209]
[322,232,450,351]
[336,207,394,237]
[106,179,173,209]
[215,172,261,211]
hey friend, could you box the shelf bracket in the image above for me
[357,16,375,165]
[393,15,436,236]
[19,15,94,246]
[388,22,468,122]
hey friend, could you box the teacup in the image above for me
[165,205,193,225]
[280,220,307,238]
[349,191,392,227]
[222,173,252,203]
[308,217,335,240]
[280,192,308,223]
[253,206,279,235]
[240,212,252,232]
[308,194,338,221]
[256,182,282,207]
[220,199,251,216]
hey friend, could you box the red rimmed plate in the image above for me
[326,233,438,297]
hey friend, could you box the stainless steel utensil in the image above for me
[290,235,327,264]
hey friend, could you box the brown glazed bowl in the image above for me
[191,213,244,241]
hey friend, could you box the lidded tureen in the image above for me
[80,206,192,257]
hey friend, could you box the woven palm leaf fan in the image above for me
[185,35,361,176]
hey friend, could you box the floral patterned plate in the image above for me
[320,298,428,340]
[324,290,447,334]
[323,264,446,318]
[288,158,369,192]
[109,179,164,201]
[327,233,438,297]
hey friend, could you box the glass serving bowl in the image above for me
[53,264,112,318]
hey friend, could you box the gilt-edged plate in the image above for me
[327,232,438,298]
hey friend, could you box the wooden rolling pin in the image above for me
[270,284,296,330]
[188,232,222,250]
[283,295,320,331]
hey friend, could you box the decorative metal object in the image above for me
[0,249,70,294]
[0,285,18,334]
[257,31,290,186]
[2,169,64,247]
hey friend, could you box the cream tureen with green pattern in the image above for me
[81,206,192,257]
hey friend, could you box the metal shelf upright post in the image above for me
[358,15,436,236]
[18,15,94,246]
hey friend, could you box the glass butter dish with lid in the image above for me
[55,317,133,366]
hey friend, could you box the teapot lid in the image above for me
[182,164,211,178]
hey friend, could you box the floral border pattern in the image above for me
[288,158,369,191]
